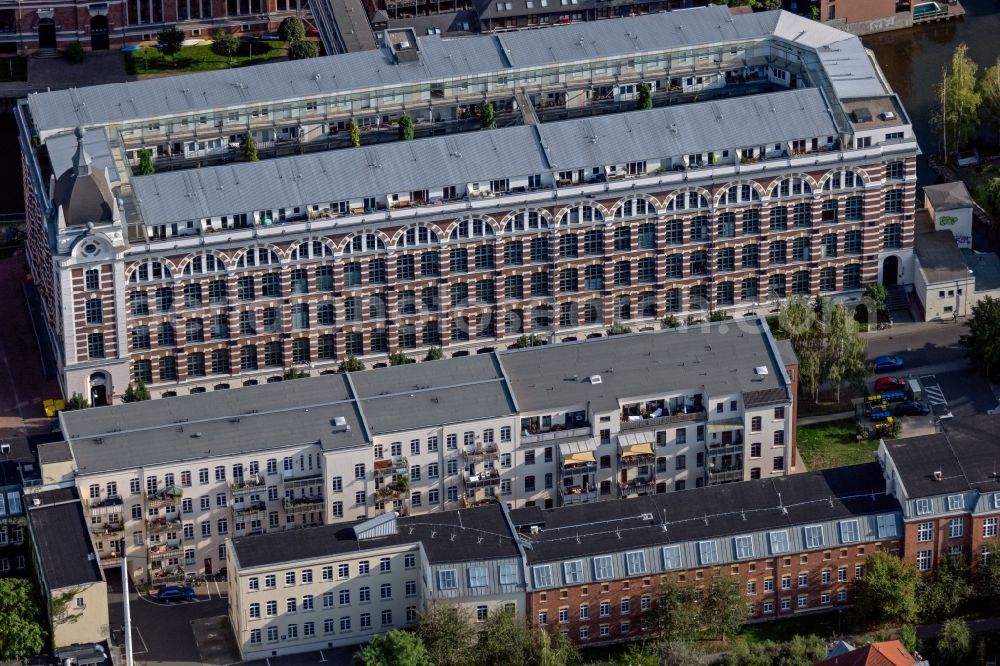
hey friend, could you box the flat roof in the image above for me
[883,415,1000,497]
[914,211,970,284]
[497,317,789,413]
[25,7,885,134]
[26,487,104,589]
[962,250,1000,292]
[231,503,519,568]
[924,181,974,211]
[513,463,896,563]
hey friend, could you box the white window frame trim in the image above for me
[768,530,790,554]
[802,524,824,549]
[698,540,719,565]
[733,535,755,560]
[839,519,860,544]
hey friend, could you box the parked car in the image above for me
[869,407,892,421]
[156,585,195,602]
[873,355,904,371]
[878,389,907,403]
[895,401,931,416]
[875,376,907,393]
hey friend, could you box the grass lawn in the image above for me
[798,418,875,470]
[125,40,289,75]
[0,57,28,82]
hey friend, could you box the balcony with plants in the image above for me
[463,468,501,489]
[87,495,124,516]
[147,485,183,509]
[375,475,410,501]
[621,396,706,431]
[230,474,266,496]
[283,495,324,514]
[232,500,268,519]
[145,516,182,534]
[520,409,590,444]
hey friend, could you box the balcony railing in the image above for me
[147,486,183,509]
[462,487,499,508]
[620,453,655,467]
[87,496,124,516]
[148,544,182,560]
[562,461,597,476]
[463,469,501,489]
[707,468,743,484]
[230,474,266,495]
[619,479,657,496]
[521,425,592,445]
[99,550,123,566]
[462,444,501,462]
[621,409,707,432]
[707,442,744,457]
[232,500,268,518]
[90,520,124,536]
[374,457,409,479]
[283,496,324,514]
[145,517,182,534]
[560,486,598,505]
[282,474,323,490]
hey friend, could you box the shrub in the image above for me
[339,356,366,373]
[63,41,86,64]
[278,16,306,42]
[211,29,239,58]
[287,39,318,60]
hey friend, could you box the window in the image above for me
[734,536,754,560]
[803,525,824,549]
[625,551,646,575]
[917,522,933,542]
[917,550,932,572]
[915,498,932,515]
[437,570,457,590]
[698,541,719,565]
[533,565,553,587]
[499,563,518,585]
[839,520,860,544]
[662,546,682,570]
[947,494,963,511]
[876,514,897,538]
[468,566,488,588]
[593,556,614,580]
[87,333,105,359]
[768,530,790,554]
[949,518,964,539]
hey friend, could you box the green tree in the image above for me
[156,27,185,60]
[353,629,432,666]
[774,635,827,666]
[864,282,888,313]
[511,334,545,349]
[388,351,410,366]
[349,121,361,148]
[137,148,155,176]
[936,618,971,666]
[979,57,1000,146]
[935,43,982,158]
[278,16,306,42]
[283,367,310,380]
[288,39,319,60]
[424,347,444,361]
[961,296,1000,381]
[63,41,86,63]
[721,639,776,666]
[480,101,496,129]
[211,29,239,58]
[398,114,414,141]
[706,575,746,642]
[852,550,921,627]
[920,552,971,620]
[0,578,46,659]
[637,82,653,110]
[984,176,1000,217]
[648,580,703,642]
[709,310,733,321]
[65,393,89,410]
[476,605,534,666]
[607,323,632,336]
[974,546,1000,602]
[533,627,580,666]
[416,604,476,666]
[122,380,151,402]
[339,356,366,373]
[661,315,681,329]
[244,132,259,161]
[617,642,659,666]
[900,624,922,657]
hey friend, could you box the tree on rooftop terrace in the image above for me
[0,578,46,660]
[157,27,185,60]
[388,351,410,366]
[278,16,306,43]
[480,101,496,129]
[137,148,154,176]
[349,121,361,148]
[637,82,653,110]
[961,295,1000,382]
[398,114,414,141]
[934,43,981,159]
[243,132,259,161]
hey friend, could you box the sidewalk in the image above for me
[798,411,855,426]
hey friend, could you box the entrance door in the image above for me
[204,558,213,575]
[882,255,899,287]
[37,18,55,49]
[90,384,107,407]
[90,15,109,50]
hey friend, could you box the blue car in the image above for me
[157,585,195,602]
[873,355,904,372]
[895,401,931,416]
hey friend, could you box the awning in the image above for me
[618,432,653,448]
[564,451,596,465]
[558,437,599,457]
[621,443,654,457]
[707,419,744,433]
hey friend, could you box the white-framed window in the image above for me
[947,494,963,511]
[915,498,932,515]
[592,555,614,580]
[768,530,790,554]
[917,549,932,571]
[563,560,584,584]
[468,566,488,588]
[625,551,646,575]
[803,525,824,549]
[949,518,964,539]
[917,522,933,542]
[498,563,518,585]
[994,493,1000,510]
[839,520,860,544]
[984,517,998,538]
[876,514,897,538]
[662,545,682,570]
[762,600,774,614]
[698,540,719,565]
[734,535,754,560]
[533,565,554,587]
[437,569,457,590]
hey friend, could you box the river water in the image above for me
[863,0,1000,188]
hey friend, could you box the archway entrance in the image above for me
[89,372,109,407]
[90,15,108,50]
[37,18,55,49]
[882,255,899,287]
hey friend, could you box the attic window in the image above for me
[754,366,768,376]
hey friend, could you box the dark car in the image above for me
[895,401,931,416]
[874,376,906,393]
[157,585,195,602]
[873,355,905,372]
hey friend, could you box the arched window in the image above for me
[665,190,710,211]
[450,219,495,240]
[342,233,386,254]
[129,260,172,283]
[775,177,813,198]
[182,252,226,275]
[290,240,333,260]
[234,247,279,269]
[559,204,604,225]
[822,169,865,191]
[718,182,761,206]
[614,197,654,219]
[504,211,548,233]
[396,226,439,247]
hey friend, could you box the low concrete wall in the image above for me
[827,11,914,35]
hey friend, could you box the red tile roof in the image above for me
[816,641,920,666]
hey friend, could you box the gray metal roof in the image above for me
[130,88,833,226]
[25,7,875,133]
[497,317,790,413]
[537,88,835,171]
[46,127,120,185]
[924,181,974,211]
[27,488,104,589]
[131,123,548,226]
